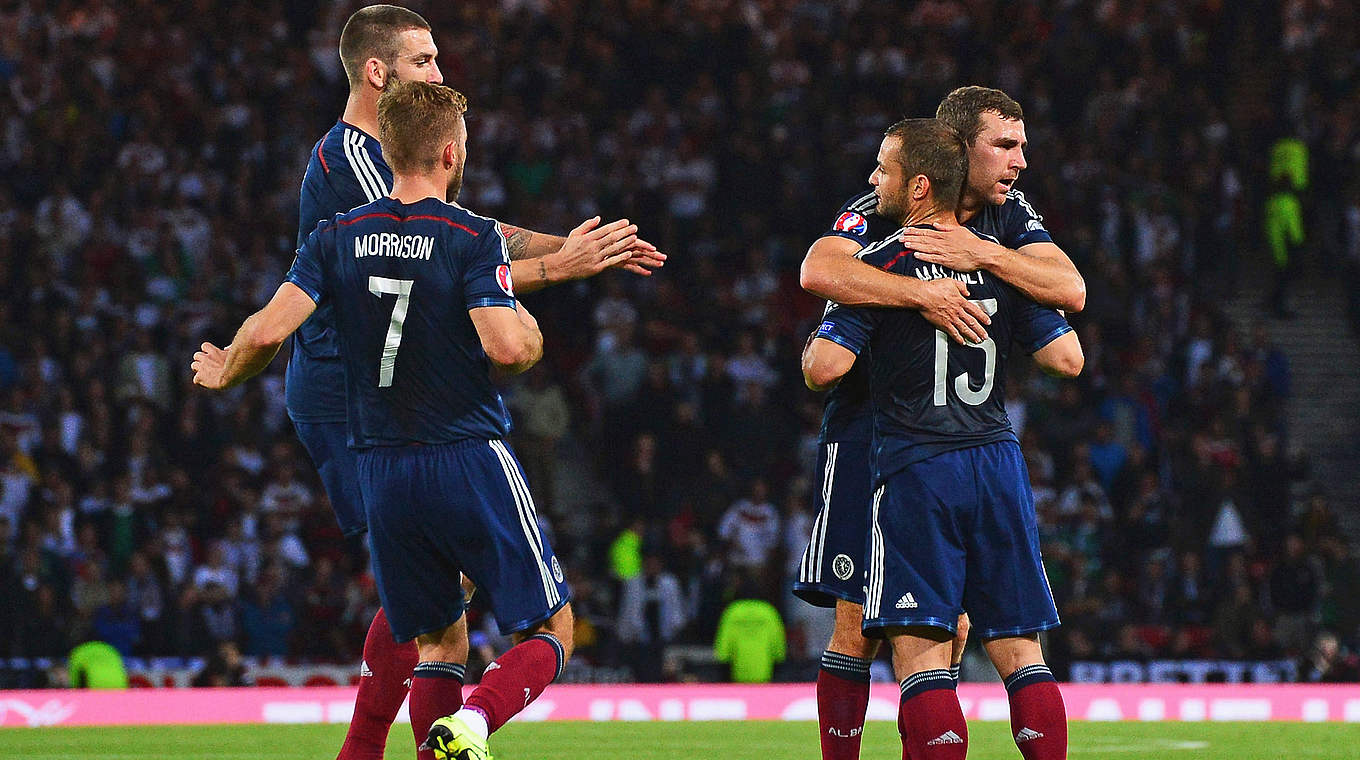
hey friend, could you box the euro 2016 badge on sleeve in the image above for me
[496,264,514,297]
[834,212,868,236]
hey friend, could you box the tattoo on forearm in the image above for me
[538,260,547,283]
[501,225,533,260]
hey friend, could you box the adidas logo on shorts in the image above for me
[927,730,964,745]
[895,593,918,609]
[359,660,372,677]
[1015,727,1045,743]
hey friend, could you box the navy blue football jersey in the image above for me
[814,188,1054,446]
[286,197,517,447]
[815,225,1072,485]
[287,121,394,423]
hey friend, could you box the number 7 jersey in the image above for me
[286,196,517,447]
[814,225,1072,486]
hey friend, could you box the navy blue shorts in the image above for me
[793,441,872,608]
[358,439,571,642]
[863,441,1059,640]
[293,420,367,537]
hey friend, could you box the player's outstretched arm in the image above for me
[502,218,664,293]
[1031,331,1084,378]
[800,236,991,344]
[470,301,542,375]
[801,334,857,392]
[192,283,318,390]
[902,225,1086,313]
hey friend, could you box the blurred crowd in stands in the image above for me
[2,0,1360,686]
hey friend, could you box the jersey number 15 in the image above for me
[932,298,998,407]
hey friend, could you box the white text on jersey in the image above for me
[355,233,435,261]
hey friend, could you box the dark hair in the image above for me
[338,5,431,89]
[883,118,969,212]
[935,86,1024,145]
[377,81,468,173]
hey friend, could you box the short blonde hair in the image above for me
[377,81,469,173]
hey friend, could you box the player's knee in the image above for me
[546,604,575,661]
[515,604,575,663]
[828,620,878,659]
[982,633,1043,679]
[827,601,878,659]
[415,617,470,663]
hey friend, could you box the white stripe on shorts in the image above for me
[488,440,559,606]
[867,485,886,619]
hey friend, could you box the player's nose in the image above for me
[1013,149,1027,170]
[428,62,444,84]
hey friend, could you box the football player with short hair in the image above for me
[795,88,1082,760]
[195,80,615,760]
[291,7,661,759]
[803,117,1081,760]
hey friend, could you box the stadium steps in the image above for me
[1220,263,1360,534]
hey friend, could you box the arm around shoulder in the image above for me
[1011,242,1087,313]
[1031,330,1084,379]
[800,235,926,308]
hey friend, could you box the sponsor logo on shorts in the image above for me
[895,593,918,609]
[832,554,854,581]
[359,660,372,677]
[551,556,565,583]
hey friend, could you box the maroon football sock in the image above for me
[463,633,565,734]
[337,608,421,760]
[409,662,467,760]
[818,651,873,760]
[897,669,967,760]
[1005,664,1067,760]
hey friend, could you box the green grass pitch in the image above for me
[4,720,1360,759]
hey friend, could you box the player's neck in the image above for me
[901,205,954,229]
[341,92,380,139]
[388,175,448,205]
[956,190,985,224]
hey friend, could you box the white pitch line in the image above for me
[1073,739,1211,753]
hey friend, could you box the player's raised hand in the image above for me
[918,278,991,345]
[547,216,640,281]
[902,223,990,272]
[191,342,230,389]
[613,236,667,277]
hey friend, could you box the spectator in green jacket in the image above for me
[1265,177,1305,318]
[714,583,786,683]
[609,518,644,581]
[68,640,128,689]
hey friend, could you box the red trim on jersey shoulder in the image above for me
[315,141,329,174]
[406,215,479,235]
[880,250,911,271]
[336,212,479,236]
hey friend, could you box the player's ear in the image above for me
[912,174,930,200]
[442,141,456,170]
[365,58,387,90]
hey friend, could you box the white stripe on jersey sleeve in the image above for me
[353,134,389,196]
[848,191,878,214]
[1006,189,1045,223]
[342,130,383,202]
